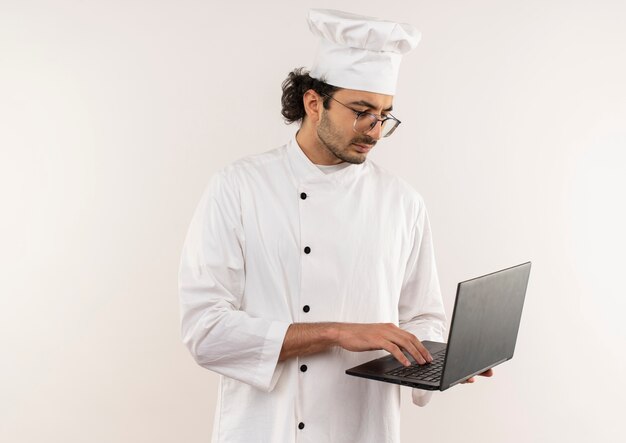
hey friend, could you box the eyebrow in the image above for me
[348,100,393,113]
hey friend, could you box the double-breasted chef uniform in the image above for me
[178,134,447,443]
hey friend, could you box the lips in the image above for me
[352,143,373,153]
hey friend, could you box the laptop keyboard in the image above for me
[385,350,446,382]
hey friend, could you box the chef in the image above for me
[178,8,490,443]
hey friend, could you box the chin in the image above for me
[341,153,366,165]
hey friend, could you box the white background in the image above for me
[1,1,625,442]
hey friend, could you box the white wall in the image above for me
[1,1,624,441]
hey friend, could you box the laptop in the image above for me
[345,262,531,391]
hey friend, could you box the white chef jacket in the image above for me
[178,134,447,443]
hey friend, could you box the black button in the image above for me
[304,246,311,254]
[300,192,307,200]
[303,305,310,313]
[300,364,308,372]
[298,422,305,430]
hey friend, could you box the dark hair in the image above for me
[281,67,339,124]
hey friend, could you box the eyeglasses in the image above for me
[320,92,401,138]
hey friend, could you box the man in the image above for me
[179,9,491,443]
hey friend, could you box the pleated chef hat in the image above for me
[307,9,421,95]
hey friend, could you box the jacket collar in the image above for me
[285,132,367,187]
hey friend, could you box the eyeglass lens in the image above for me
[354,114,398,138]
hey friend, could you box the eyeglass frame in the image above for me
[319,92,402,138]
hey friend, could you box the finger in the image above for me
[381,341,411,366]
[409,336,433,363]
[392,336,426,365]
[415,337,433,363]
[380,327,424,365]
[405,339,428,365]
[479,369,494,377]
[463,377,475,383]
[389,330,431,364]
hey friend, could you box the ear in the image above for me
[302,89,323,123]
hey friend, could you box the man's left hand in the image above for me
[461,368,494,384]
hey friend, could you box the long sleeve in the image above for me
[397,200,447,406]
[178,171,291,392]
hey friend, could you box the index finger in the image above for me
[398,333,432,364]
[381,342,412,367]
[408,335,433,363]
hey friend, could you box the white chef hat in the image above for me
[307,9,421,96]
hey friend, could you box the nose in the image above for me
[366,119,384,140]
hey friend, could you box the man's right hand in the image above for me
[334,323,433,366]
[278,322,433,365]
